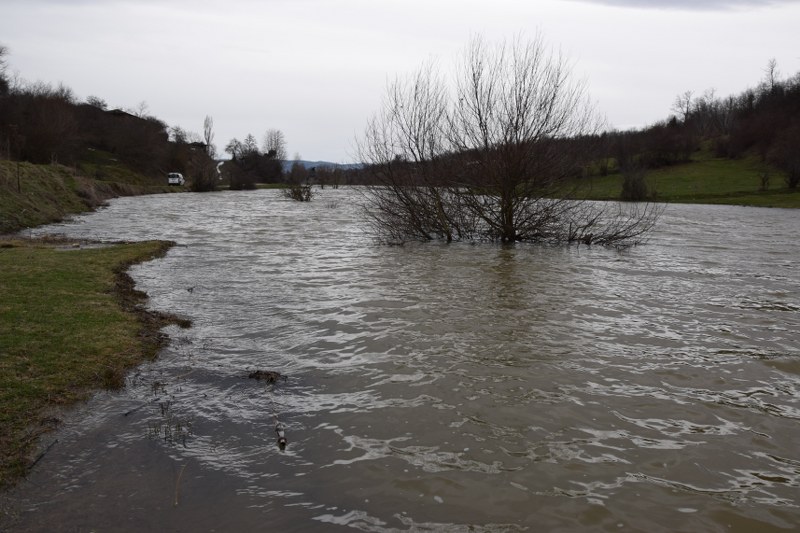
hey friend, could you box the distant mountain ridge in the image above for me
[280,160,363,173]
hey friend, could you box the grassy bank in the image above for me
[0,237,189,490]
[579,154,800,208]
[0,159,176,234]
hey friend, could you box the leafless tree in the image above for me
[130,100,150,118]
[671,90,693,123]
[189,158,219,192]
[0,43,10,95]
[763,58,780,94]
[85,95,108,110]
[263,128,287,161]
[203,115,216,158]
[170,126,189,144]
[357,61,468,241]
[225,137,243,160]
[357,34,661,245]
[242,134,259,156]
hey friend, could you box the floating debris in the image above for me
[248,370,286,383]
[276,422,287,450]
[122,397,161,417]
[30,439,59,469]
[174,463,188,507]
[247,370,289,448]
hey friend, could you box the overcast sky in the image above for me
[1,0,798,163]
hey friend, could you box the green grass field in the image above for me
[578,154,800,208]
[0,238,183,489]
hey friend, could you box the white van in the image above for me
[168,172,185,186]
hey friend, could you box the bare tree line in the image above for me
[667,58,800,188]
[357,34,661,245]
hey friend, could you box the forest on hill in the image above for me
[1,39,798,202]
[596,59,800,199]
[0,49,215,191]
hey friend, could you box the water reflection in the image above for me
[3,191,800,532]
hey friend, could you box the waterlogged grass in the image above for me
[0,238,184,489]
[0,161,94,233]
[0,159,175,234]
[578,155,800,208]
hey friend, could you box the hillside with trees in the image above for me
[0,44,218,232]
[0,78,217,187]
[588,59,800,203]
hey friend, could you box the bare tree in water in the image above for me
[357,34,661,245]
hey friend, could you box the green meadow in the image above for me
[579,154,800,208]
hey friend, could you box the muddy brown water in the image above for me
[3,189,800,532]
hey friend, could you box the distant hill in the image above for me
[280,160,363,173]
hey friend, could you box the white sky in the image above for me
[1,0,798,163]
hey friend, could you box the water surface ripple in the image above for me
[4,190,800,532]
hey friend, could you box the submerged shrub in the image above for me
[283,184,313,202]
[620,166,650,202]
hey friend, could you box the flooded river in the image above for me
[4,189,800,531]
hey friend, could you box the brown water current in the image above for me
[3,189,800,532]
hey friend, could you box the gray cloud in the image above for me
[564,0,792,10]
